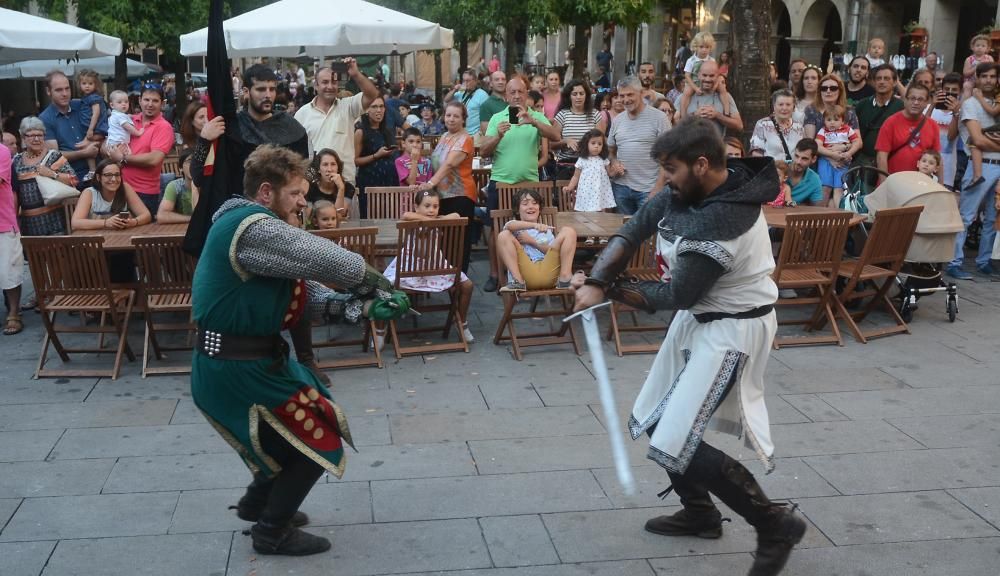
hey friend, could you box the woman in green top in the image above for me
[157,149,198,223]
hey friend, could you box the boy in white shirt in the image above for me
[683,32,716,95]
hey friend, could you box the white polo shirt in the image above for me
[294,93,364,184]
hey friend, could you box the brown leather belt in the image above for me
[196,328,289,362]
[694,305,774,324]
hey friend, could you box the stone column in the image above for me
[771,35,783,62]
[556,27,570,66]
[857,0,905,56]
[919,0,960,62]
[613,26,630,78]
[786,37,828,68]
[590,25,604,77]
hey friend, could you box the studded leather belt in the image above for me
[196,328,289,361]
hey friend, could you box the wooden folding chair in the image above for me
[161,157,180,177]
[556,181,575,212]
[472,169,491,196]
[62,196,79,233]
[310,227,384,369]
[388,219,470,358]
[772,212,852,348]
[496,182,553,211]
[22,236,136,380]
[830,205,924,343]
[365,187,415,220]
[606,235,670,356]
[491,208,580,361]
[131,235,197,377]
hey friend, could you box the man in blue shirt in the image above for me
[787,139,823,205]
[38,71,99,183]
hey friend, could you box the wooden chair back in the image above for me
[366,186,415,220]
[626,234,659,277]
[857,206,924,272]
[131,235,196,297]
[62,196,79,234]
[393,219,467,290]
[162,157,180,176]
[422,135,440,150]
[496,182,553,211]
[489,207,558,283]
[311,227,378,264]
[472,169,491,196]
[773,212,853,277]
[22,236,114,303]
[555,180,573,211]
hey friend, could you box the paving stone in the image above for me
[342,413,392,446]
[762,395,813,424]
[470,434,648,475]
[401,561,656,576]
[887,414,1000,449]
[783,536,1000,576]
[0,399,177,432]
[767,367,907,394]
[542,506,831,563]
[0,459,115,498]
[170,481,371,534]
[340,442,477,482]
[0,498,20,530]
[0,541,57,576]
[535,378,643,407]
[798,490,998,545]
[882,362,1000,388]
[332,381,488,415]
[392,351,592,389]
[48,424,230,460]
[948,487,1000,529]
[372,470,611,522]
[102,453,249,493]
[769,419,924,457]
[480,514,560,567]
[649,553,755,575]
[0,429,63,462]
[593,458,839,509]
[779,394,848,422]
[169,398,204,425]
[819,385,1000,419]
[43,532,231,576]
[0,377,96,405]
[0,492,179,541]
[390,406,603,443]
[479,381,544,409]
[803,447,1000,495]
[85,374,193,402]
[227,518,491,576]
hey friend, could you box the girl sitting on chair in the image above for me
[497,189,578,292]
[383,189,475,342]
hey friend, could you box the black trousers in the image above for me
[438,196,476,273]
[246,421,325,526]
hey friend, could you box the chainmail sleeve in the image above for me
[587,192,672,289]
[607,252,725,312]
[306,280,363,323]
[233,215,391,296]
[190,137,212,189]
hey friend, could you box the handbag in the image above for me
[35,160,81,206]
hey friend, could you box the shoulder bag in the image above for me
[35,151,80,206]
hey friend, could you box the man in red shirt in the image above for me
[107,87,174,216]
[875,83,940,181]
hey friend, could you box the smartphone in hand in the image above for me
[508,106,520,125]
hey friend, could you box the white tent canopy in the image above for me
[0,7,122,64]
[179,0,453,58]
[0,56,153,80]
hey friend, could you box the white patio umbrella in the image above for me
[0,56,154,80]
[179,0,453,57]
[0,7,122,64]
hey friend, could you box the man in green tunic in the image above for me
[191,144,409,556]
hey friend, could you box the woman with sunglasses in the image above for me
[803,75,859,140]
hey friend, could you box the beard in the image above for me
[250,98,273,116]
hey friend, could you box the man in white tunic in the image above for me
[572,118,805,576]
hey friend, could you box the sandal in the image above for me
[4,315,23,335]
[21,295,37,312]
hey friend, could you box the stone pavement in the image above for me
[2,254,999,576]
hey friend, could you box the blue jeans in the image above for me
[611,182,649,216]
[951,162,999,269]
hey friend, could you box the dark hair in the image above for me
[794,66,821,101]
[794,138,819,156]
[871,64,898,82]
[649,117,726,169]
[905,82,932,99]
[848,55,870,71]
[243,64,278,89]
[92,158,130,213]
[976,62,1000,78]
[576,129,608,159]
[179,101,206,149]
[179,148,194,169]
[559,79,593,113]
[403,127,422,140]
[140,86,164,100]
[941,72,963,88]
[93,158,122,194]
[527,90,544,105]
[513,189,544,219]
[412,188,442,206]
[310,148,344,179]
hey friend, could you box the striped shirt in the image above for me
[608,105,668,192]
[554,109,603,161]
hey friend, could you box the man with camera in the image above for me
[930,73,963,190]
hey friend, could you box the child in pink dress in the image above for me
[963,34,995,98]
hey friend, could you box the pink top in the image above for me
[394,155,433,186]
[0,146,16,233]
[965,54,995,83]
[121,114,174,196]
[542,91,561,120]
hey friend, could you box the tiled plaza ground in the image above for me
[1,253,999,576]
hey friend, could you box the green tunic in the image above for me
[191,203,350,479]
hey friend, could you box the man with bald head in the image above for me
[479,70,508,134]
[679,60,743,137]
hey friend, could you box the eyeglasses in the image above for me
[820,86,840,92]
[24,133,45,140]
[101,172,122,179]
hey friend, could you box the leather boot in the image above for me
[231,475,309,527]
[687,446,806,576]
[251,521,331,556]
[645,472,725,539]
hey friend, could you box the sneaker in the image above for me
[585,236,596,246]
[499,280,526,293]
[599,237,608,245]
[371,328,386,351]
[555,278,572,289]
[946,265,973,280]
[778,289,798,299]
[83,170,96,183]
[976,264,1000,278]
[483,276,498,292]
[461,322,475,343]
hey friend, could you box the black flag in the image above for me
[183,0,243,257]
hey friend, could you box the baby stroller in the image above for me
[864,172,964,322]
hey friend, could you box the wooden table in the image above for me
[340,212,625,250]
[763,205,865,229]
[72,223,188,251]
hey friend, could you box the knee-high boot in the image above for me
[644,470,725,539]
[231,474,308,527]
[250,454,330,556]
